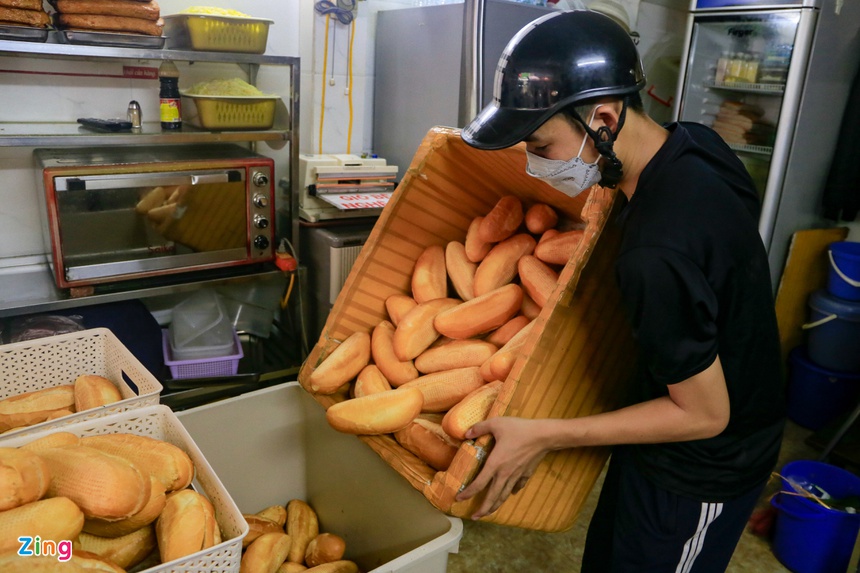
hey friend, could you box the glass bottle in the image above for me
[715,51,730,84]
[159,61,182,130]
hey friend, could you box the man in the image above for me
[456,10,786,573]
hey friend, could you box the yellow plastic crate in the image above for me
[163,14,272,54]
[181,94,278,130]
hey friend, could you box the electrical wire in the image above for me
[318,14,330,155]
[346,17,355,153]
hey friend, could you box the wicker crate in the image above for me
[0,404,247,572]
[163,14,272,54]
[297,127,636,532]
[0,327,162,439]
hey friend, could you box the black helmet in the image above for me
[462,10,646,151]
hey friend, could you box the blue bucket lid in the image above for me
[809,289,860,321]
[830,241,860,261]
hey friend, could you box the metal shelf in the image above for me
[703,80,786,96]
[728,142,774,156]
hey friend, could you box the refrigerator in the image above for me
[673,0,860,289]
[373,0,554,178]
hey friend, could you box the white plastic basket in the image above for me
[0,404,248,573]
[0,328,162,439]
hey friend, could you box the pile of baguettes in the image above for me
[0,0,50,28]
[302,195,583,473]
[50,0,163,36]
[0,418,220,571]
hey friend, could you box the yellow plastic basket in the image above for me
[163,14,272,54]
[181,94,279,130]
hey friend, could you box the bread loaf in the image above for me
[306,331,371,395]
[371,321,419,387]
[325,388,423,434]
[484,315,530,347]
[278,562,309,573]
[534,229,584,265]
[0,554,88,572]
[411,244,447,303]
[305,533,346,567]
[73,374,122,412]
[442,380,503,440]
[352,365,392,398]
[464,216,493,263]
[286,499,319,564]
[0,497,85,554]
[392,298,460,361]
[155,489,220,563]
[414,339,497,374]
[398,367,484,412]
[0,6,50,26]
[76,525,157,570]
[434,284,523,339]
[82,474,166,538]
[0,384,76,432]
[20,431,79,452]
[484,320,535,382]
[54,0,161,21]
[242,514,282,548]
[241,532,292,573]
[39,444,150,521]
[384,294,417,326]
[394,418,460,471]
[0,0,43,11]
[473,233,536,297]
[304,561,359,573]
[0,447,51,511]
[67,549,126,573]
[255,504,287,527]
[520,291,541,320]
[80,432,194,492]
[518,255,560,308]
[445,241,477,301]
[524,203,559,234]
[478,196,523,243]
[57,14,165,36]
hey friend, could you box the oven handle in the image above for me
[57,170,241,191]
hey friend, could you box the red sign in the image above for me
[123,66,158,80]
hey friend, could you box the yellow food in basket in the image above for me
[179,6,251,17]
[185,77,272,97]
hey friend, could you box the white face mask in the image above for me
[525,106,602,197]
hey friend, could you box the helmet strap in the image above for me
[577,97,629,189]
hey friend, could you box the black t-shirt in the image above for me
[615,121,786,502]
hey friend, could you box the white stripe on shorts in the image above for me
[675,502,724,573]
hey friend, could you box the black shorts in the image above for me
[581,446,766,573]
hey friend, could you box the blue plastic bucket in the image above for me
[804,289,860,373]
[828,241,860,301]
[787,347,860,430]
[772,460,860,573]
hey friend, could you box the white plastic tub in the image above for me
[176,382,463,573]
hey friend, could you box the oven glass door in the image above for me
[53,169,248,282]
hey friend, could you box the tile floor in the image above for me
[445,421,822,573]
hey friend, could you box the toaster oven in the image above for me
[35,144,276,289]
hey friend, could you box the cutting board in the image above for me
[774,227,849,368]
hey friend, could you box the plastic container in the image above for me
[0,327,162,439]
[0,405,248,573]
[169,289,235,360]
[787,346,860,430]
[176,382,463,573]
[162,330,243,379]
[163,13,273,53]
[180,93,279,130]
[771,460,860,573]
[828,241,860,301]
[804,289,860,372]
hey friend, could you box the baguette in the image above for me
[80,433,194,493]
[520,291,541,320]
[524,203,558,234]
[371,321,419,387]
[304,561,359,573]
[478,196,523,243]
[445,241,477,301]
[241,532,292,573]
[392,298,460,361]
[534,229,584,265]
[305,533,346,567]
[0,6,50,26]
[54,0,161,21]
[278,563,309,573]
[352,364,392,398]
[414,339,497,374]
[0,0,42,10]
[57,14,165,35]
[0,554,88,572]
[255,504,287,527]
[442,380,503,440]
[0,384,76,432]
[74,374,123,412]
[82,474,166,537]
[0,447,51,511]
[518,254,560,308]
[464,216,493,263]
[484,315,530,347]
[411,244,448,303]
[0,497,85,554]
[20,431,79,452]
[76,525,157,570]
[242,514,282,549]
[67,549,126,573]
[394,418,461,471]
[384,294,417,326]
[306,331,371,395]
[434,284,523,339]
[325,388,423,435]
[398,367,485,412]
[286,499,319,564]
[473,233,536,296]
[484,320,535,382]
[155,489,220,563]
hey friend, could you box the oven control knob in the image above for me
[253,214,269,229]
[254,235,270,250]
[253,193,269,208]
[253,172,270,187]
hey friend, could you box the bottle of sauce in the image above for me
[159,61,181,130]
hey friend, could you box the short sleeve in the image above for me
[615,246,719,385]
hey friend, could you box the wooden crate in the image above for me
[298,127,636,532]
